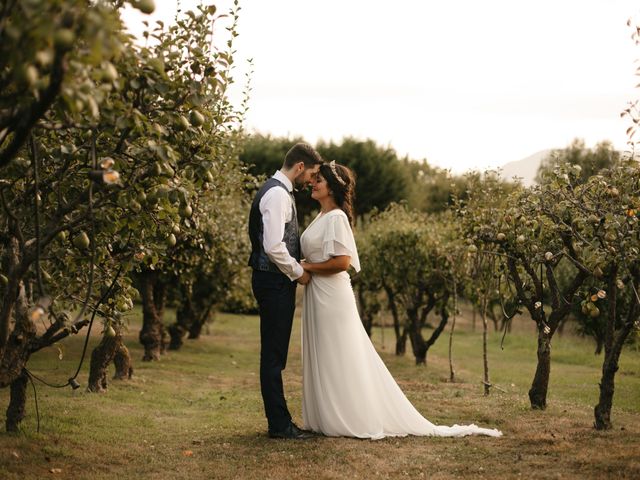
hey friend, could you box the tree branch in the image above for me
[507,256,537,320]
[29,318,90,354]
[545,264,561,310]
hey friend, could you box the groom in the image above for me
[248,143,322,439]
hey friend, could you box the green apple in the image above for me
[179,204,193,218]
[54,29,75,52]
[73,231,90,249]
[105,325,116,337]
[189,110,205,127]
[102,62,118,82]
[129,200,142,212]
[35,50,54,68]
[21,64,39,88]
[134,0,156,15]
[175,115,190,131]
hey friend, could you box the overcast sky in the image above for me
[122,1,639,173]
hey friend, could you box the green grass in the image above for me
[1,303,639,479]
[420,326,640,413]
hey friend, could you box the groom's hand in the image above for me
[297,270,311,285]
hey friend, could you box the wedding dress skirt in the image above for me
[300,210,502,439]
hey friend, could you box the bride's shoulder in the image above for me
[327,210,352,231]
[325,209,349,225]
[326,208,347,219]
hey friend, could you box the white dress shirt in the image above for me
[259,170,304,281]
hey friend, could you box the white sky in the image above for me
[122,0,639,173]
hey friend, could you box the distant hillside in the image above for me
[499,150,553,186]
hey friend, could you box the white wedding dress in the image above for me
[300,209,502,439]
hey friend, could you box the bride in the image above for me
[299,161,502,439]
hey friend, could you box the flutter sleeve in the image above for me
[322,212,361,272]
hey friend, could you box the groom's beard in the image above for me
[293,174,308,190]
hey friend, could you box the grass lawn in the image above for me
[1,301,639,479]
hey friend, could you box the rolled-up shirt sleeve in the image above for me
[259,188,304,281]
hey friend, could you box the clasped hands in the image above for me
[298,256,351,285]
[297,260,313,285]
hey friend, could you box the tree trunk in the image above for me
[594,337,604,356]
[188,317,204,339]
[424,301,450,364]
[153,279,168,353]
[384,287,405,355]
[0,278,19,360]
[595,333,634,429]
[184,291,215,341]
[408,311,427,365]
[137,270,166,361]
[167,324,186,350]
[6,368,28,432]
[87,333,118,393]
[448,283,457,382]
[395,327,407,356]
[528,329,551,409]
[1,281,36,432]
[0,324,35,388]
[472,306,477,333]
[594,354,618,430]
[409,298,450,366]
[0,235,24,361]
[482,297,490,396]
[113,338,133,380]
[362,313,373,337]
[594,273,637,430]
[169,286,195,350]
[188,297,217,340]
[356,286,374,337]
[487,304,499,332]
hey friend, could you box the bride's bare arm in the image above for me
[301,256,351,275]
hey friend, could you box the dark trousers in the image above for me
[251,269,297,432]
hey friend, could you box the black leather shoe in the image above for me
[291,422,318,436]
[268,422,315,439]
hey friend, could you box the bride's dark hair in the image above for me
[319,161,356,225]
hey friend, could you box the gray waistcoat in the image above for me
[248,177,300,274]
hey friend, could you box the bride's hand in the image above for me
[297,270,311,285]
[301,260,312,271]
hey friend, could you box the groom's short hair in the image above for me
[283,143,323,169]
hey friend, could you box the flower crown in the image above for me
[329,160,347,186]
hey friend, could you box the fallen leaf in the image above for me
[182,450,193,457]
